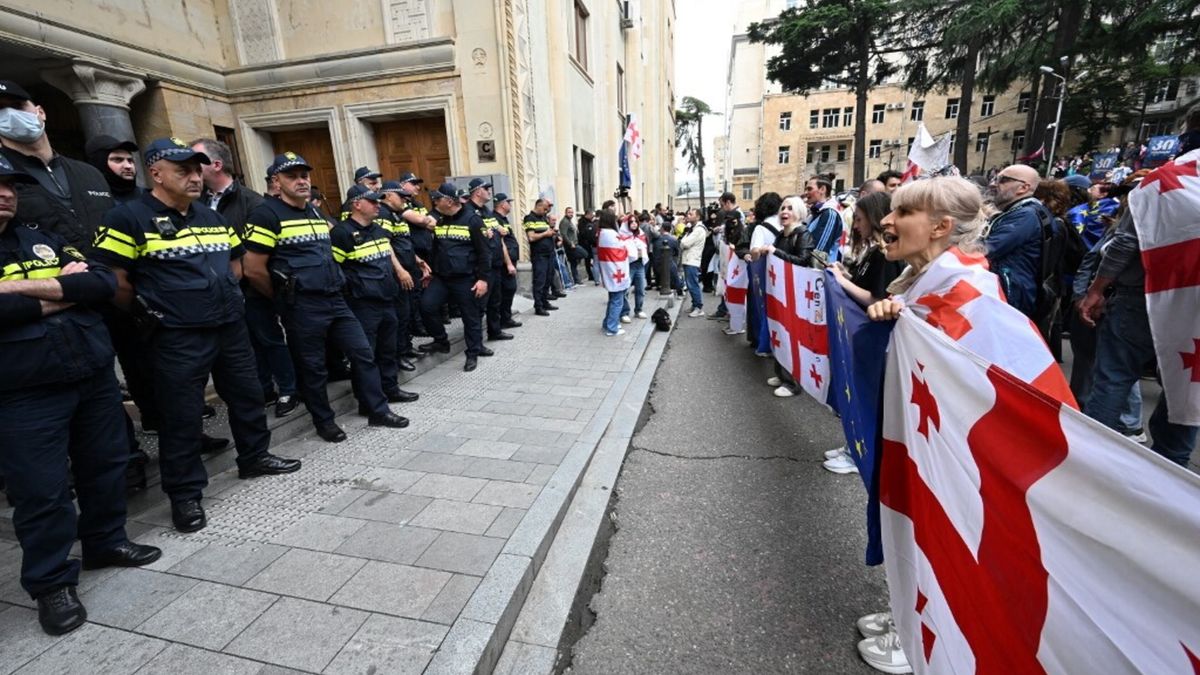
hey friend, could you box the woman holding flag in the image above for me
[596,210,630,336]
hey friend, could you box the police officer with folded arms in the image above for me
[91,138,302,534]
[379,180,433,363]
[397,172,436,335]
[524,199,558,315]
[241,153,410,442]
[469,181,515,342]
[418,181,491,371]
[332,185,419,410]
[0,157,162,636]
[491,193,523,329]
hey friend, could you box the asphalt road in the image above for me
[567,306,888,674]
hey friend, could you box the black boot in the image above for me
[36,586,86,636]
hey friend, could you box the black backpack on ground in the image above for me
[651,307,672,331]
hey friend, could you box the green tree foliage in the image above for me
[675,96,713,209]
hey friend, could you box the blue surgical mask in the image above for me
[0,108,44,144]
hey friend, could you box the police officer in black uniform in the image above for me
[524,199,558,315]
[418,181,492,372]
[91,138,302,533]
[0,157,162,636]
[331,185,419,409]
[398,172,436,335]
[491,193,523,329]
[468,181,514,342]
[379,180,433,363]
[242,153,410,442]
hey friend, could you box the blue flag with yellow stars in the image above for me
[825,270,894,565]
[750,258,771,354]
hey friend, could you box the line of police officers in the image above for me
[0,78,570,637]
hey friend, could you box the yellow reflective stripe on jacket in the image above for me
[346,238,392,261]
[0,261,62,281]
[142,231,232,255]
[523,221,548,231]
[434,224,471,239]
[244,223,278,248]
[331,246,348,264]
[277,218,331,244]
[93,226,139,260]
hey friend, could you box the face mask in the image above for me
[0,108,44,144]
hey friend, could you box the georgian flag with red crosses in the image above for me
[764,253,830,403]
[723,244,749,333]
[1128,147,1200,425]
[880,312,1200,675]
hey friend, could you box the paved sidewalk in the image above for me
[0,284,674,675]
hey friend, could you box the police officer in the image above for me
[241,152,410,442]
[379,180,432,363]
[468,181,514,342]
[91,138,302,533]
[353,166,383,192]
[398,172,437,336]
[0,157,162,635]
[524,198,558,315]
[331,185,419,409]
[418,182,491,372]
[491,193,523,330]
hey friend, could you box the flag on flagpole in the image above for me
[1127,147,1200,424]
[623,113,643,161]
[749,257,771,354]
[880,312,1200,674]
[618,140,632,189]
[902,123,952,184]
[763,254,831,403]
[1017,143,1046,163]
[724,245,748,333]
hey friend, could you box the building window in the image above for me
[868,139,882,158]
[834,178,845,192]
[944,97,960,119]
[572,1,589,71]
[778,146,790,164]
[911,100,924,121]
[836,144,847,162]
[579,150,595,211]
[947,133,956,156]
[741,183,753,200]
[806,145,814,164]
[779,111,792,131]
[975,132,989,152]
[872,104,885,124]
[822,108,839,128]
[842,106,854,126]
[1011,130,1025,155]
[907,136,915,150]
[616,63,625,115]
[1017,92,1031,113]
[820,145,831,163]
[980,95,995,117]
[809,109,819,129]
[1147,80,1180,104]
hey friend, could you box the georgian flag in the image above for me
[724,244,748,332]
[1127,148,1200,424]
[880,312,1200,674]
[623,113,643,161]
[903,123,952,184]
[764,253,830,402]
[597,227,630,292]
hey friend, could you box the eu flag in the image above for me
[618,141,632,189]
[825,270,894,565]
[749,258,771,354]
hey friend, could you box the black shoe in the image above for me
[441,317,452,325]
[141,419,160,435]
[545,303,559,311]
[275,395,299,417]
[387,390,420,403]
[239,453,302,479]
[200,434,230,454]
[553,292,567,299]
[398,359,416,372]
[368,412,409,428]
[501,320,523,328]
[82,541,162,570]
[477,347,495,357]
[171,500,207,533]
[488,332,515,341]
[263,389,279,406]
[464,356,478,372]
[535,309,550,316]
[317,423,347,443]
[36,586,86,636]
[418,340,451,353]
[399,348,421,359]
[201,404,216,419]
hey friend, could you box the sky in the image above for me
[672,0,738,185]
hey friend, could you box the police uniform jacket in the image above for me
[91,192,246,328]
[243,195,345,295]
[432,205,489,281]
[331,216,399,302]
[496,212,519,265]
[406,202,435,259]
[478,208,507,269]
[523,212,555,258]
[1,148,115,251]
[381,203,420,275]
[0,223,117,391]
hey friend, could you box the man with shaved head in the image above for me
[858,179,886,196]
[985,163,1051,319]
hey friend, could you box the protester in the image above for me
[802,174,843,261]
[577,209,598,284]
[680,207,708,317]
[743,192,782,352]
[831,191,904,308]
[761,196,812,397]
[984,164,1049,321]
[84,135,140,205]
[620,214,649,322]
[596,210,630,336]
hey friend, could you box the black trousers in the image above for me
[393,287,416,354]
[486,267,505,337]
[152,321,271,503]
[280,294,389,426]
[531,255,554,310]
[0,368,128,597]
[349,298,401,398]
[421,275,484,357]
[500,266,518,323]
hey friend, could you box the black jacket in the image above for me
[1,148,116,252]
[771,226,817,268]
[205,180,263,239]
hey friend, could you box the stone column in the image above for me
[41,61,146,145]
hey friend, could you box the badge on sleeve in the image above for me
[32,243,56,261]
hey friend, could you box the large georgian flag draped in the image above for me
[724,244,748,333]
[596,228,630,292]
[764,253,830,403]
[880,313,1200,674]
[1127,147,1200,424]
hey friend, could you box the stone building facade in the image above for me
[0,0,675,243]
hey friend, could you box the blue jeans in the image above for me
[1084,290,1197,466]
[1120,383,1143,432]
[621,260,646,316]
[684,264,703,309]
[604,291,625,334]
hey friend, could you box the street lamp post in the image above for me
[1040,65,1067,178]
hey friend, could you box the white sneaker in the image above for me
[688,308,706,318]
[604,328,627,337]
[754,351,772,358]
[823,453,859,474]
[767,376,782,387]
[773,385,795,398]
[825,446,848,460]
[635,311,648,319]
[722,327,745,335]
[857,631,912,674]
[1122,428,1148,444]
[856,611,892,638]
[620,315,632,324]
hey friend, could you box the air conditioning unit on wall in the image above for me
[885,102,905,110]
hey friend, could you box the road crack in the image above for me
[629,446,804,463]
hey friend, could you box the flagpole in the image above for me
[1040,65,1066,178]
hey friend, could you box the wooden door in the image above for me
[272,128,341,216]
[374,116,451,210]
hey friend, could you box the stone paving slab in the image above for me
[0,285,674,673]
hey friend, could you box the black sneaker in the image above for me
[263,389,280,406]
[418,340,451,354]
[36,586,86,636]
[201,404,216,419]
[275,395,298,417]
